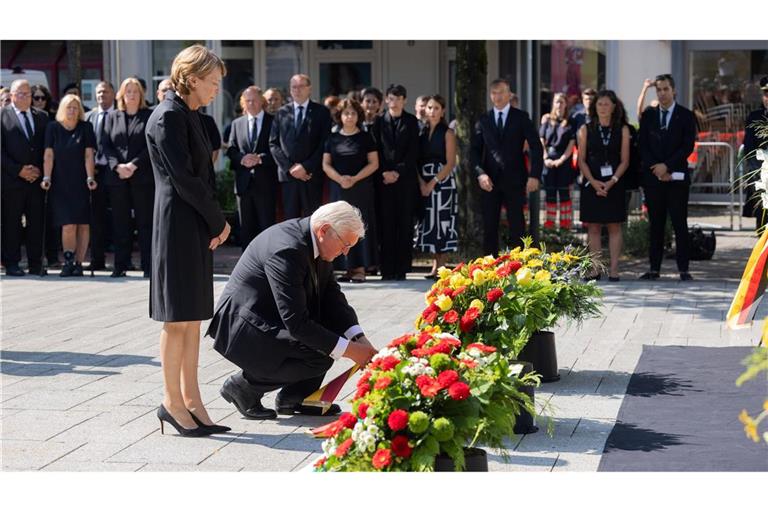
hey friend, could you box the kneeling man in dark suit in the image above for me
[207,201,378,419]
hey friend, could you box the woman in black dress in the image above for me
[540,92,576,230]
[322,98,379,282]
[416,95,458,278]
[577,89,630,281]
[102,77,153,278]
[40,94,97,277]
[146,45,231,436]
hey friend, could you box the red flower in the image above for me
[437,369,459,388]
[443,336,461,347]
[415,374,432,387]
[334,438,354,458]
[454,262,465,272]
[427,341,452,355]
[354,383,371,399]
[323,421,346,438]
[416,375,442,397]
[388,334,411,348]
[460,307,480,333]
[462,358,478,369]
[387,409,409,431]
[411,347,428,357]
[486,288,504,302]
[357,402,369,419]
[443,310,459,324]
[493,254,510,265]
[453,285,467,296]
[448,381,471,400]
[423,310,438,325]
[421,303,438,319]
[357,371,372,387]
[340,412,357,429]
[468,264,483,277]
[391,435,412,458]
[416,332,433,347]
[314,456,327,468]
[509,260,522,272]
[372,355,400,371]
[372,448,392,469]
[374,375,392,390]
[466,342,497,353]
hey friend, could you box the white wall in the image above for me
[382,41,440,111]
[610,40,672,124]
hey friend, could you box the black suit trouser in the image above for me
[89,165,110,264]
[1,184,44,268]
[379,181,415,277]
[481,183,527,256]
[109,181,154,272]
[237,184,276,251]
[644,183,690,272]
[281,178,323,220]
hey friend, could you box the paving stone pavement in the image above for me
[1,227,763,472]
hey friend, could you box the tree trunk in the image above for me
[66,41,82,93]
[455,41,487,260]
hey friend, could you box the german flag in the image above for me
[727,229,768,332]
[302,364,360,414]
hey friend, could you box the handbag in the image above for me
[688,226,716,260]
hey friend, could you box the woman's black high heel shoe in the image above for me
[188,409,231,433]
[157,404,211,437]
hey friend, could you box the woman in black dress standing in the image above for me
[40,94,98,277]
[322,98,379,282]
[102,77,153,278]
[416,95,458,278]
[540,92,576,230]
[146,45,231,436]
[577,90,630,281]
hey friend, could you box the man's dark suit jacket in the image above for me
[371,110,420,185]
[101,108,153,187]
[470,107,544,187]
[1,105,49,191]
[269,100,331,184]
[638,103,697,188]
[226,113,277,196]
[207,217,358,376]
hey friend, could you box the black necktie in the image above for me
[21,111,33,140]
[249,116,257,149]
[295,105,304,130]
[497,111,504,134]
[661,109,668,130]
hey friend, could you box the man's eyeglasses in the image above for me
[13,92,30,98]
[329,226,352,250]
[32,95,46,101]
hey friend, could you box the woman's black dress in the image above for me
[45,121,96,226]
[146,94,226,322]
[579,123,627,224]
[539,119,575,191]
[324,130,378,269]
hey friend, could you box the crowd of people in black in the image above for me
[4,66,767,282]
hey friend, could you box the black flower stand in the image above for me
[511,360,539,434]
[434,447,488,471]
[518,330,560,382]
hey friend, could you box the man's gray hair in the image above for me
[10,79,30,92]
[310,201,366,239]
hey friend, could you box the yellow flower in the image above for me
[435,294,453,312]
[469,299,485,313]
[549,253,563,264]
[527,259,543,268]
[425,295,436,306]
[763,399,768,411]
[483,255,496,265]
[516,267,533,286]
[521,248,541,259]
[738,409,760,442]
[535,270,551,282]
[438,266,453,279]
[509,247,522,257]
[472,269,487,286]
[450,274,464,288]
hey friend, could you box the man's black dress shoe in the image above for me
[5,266,25,277]
[679,272,694,281]
[110,269,127,278]
[275,401,342,416]
[85,261,106,271]
[380,274,397,281]
[220,376,277,420]
[28,265,44,276]
[639,271,660,280]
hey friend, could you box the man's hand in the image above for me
[289,163,310,181]
[382,170,399,185]
[643,78,654,89]
[241,153,261,168]
[478,173,493,192]
[651,163,668,179]
[19,165,41,183]
[343,336,378,366]
[116,164,135,180]
[526,177,540,194]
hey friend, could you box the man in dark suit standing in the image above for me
[207,201,378,419]
[1,79,48,276]
[371,84,420,280]
[742,76,768,229]
[471,78,543,256]
[269,74,331,219]
[84,81,115,271]
[639,74,697,281]
[227,86,278,250]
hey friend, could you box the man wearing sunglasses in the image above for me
[207,200,378,419]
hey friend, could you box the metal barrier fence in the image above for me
[689,141,741,230]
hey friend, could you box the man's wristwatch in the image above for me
[350,332,365,342]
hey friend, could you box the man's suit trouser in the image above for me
[237,186,276,251]
[481,184,526,256]
[379,182,415,276]
[644,183,690,272]
[281,178,323,220]
[1,184,43,267]
[89,165,110,264]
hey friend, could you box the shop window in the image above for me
[266,41,302,93]
[318,62,371,97]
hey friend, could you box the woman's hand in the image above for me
[339,175,355,189]
[40,178,51,190]
[87,177,98,191]
[592,179,608,197]
[210,221,231,250]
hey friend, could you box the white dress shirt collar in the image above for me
[294,99,310,113]
[493,103,511,119]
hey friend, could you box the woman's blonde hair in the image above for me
[116,77,147,111]
[170,45,227,96]
[55,94,85,124]
[548,92,569,127]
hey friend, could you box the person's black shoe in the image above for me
[71,262,84,277]
[110,269,127,278]
[157,404,212,437]
[85,261,106,271]
[337,275,351,283]
[639,271,660,280]
[396,274,407,281]
[608,276,621,282]
[28,265,42,275]
[5,266,25,277]
[679,272,694,281]
[275,401,342,416]
[188,409,231,433]
[143,271,151,279]
[60,262,75,277]
[220,376,277,420]
[380,274,397,281]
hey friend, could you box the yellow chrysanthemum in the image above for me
[469,299,485,313]
[549,253,563,264]
[516,267,533,285]
[483,255,496,265]
[527,259,543,268]
[535,270,551,282]
[472,268,487,286]
[438,266,453,279]
[435,294,453,312]
[521,248,541,259]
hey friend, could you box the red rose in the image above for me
[374,375,392,390]
[357,402,369,419]
[486,288,504,302]
[443,310,459,324]
[466,342,497,353]
[448,381,471,400]
[340,412,357,429]
[391,435,412,458]
[314,456,327,468]
[437,369,459,388]
[459,307,480,333]
[416,332,433,347]
[334,438,354,458]
[387,409,409,431]
[354,383,371,399]
[372,448,392,469]
[388,334,411,348]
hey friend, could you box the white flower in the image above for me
[755,149,768,209]
[371,347,401,362]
